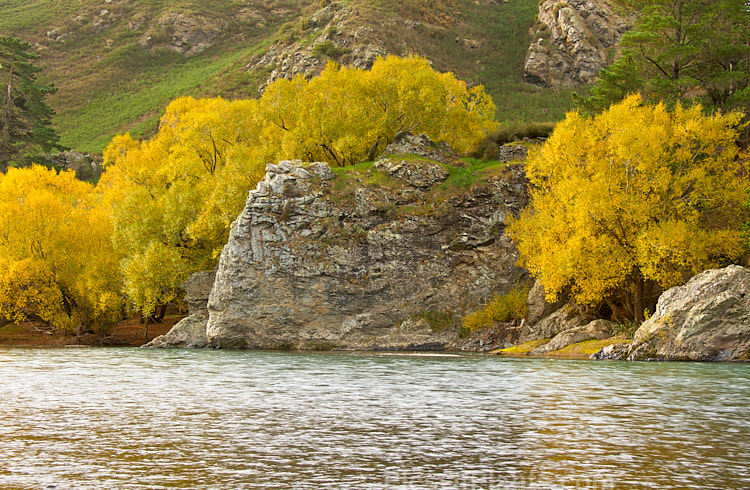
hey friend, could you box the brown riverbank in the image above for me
[0,317,182,348]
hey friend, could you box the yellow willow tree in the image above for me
[509,95,749,323]
[0,165,124,334]
[100,97,268,320]
[258,55,499,165]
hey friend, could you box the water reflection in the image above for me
[0,348,748,489]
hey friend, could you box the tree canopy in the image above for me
[577,0,750,114]
[0,165,124,334]
[0,36,62,171]
[509,95,749,323]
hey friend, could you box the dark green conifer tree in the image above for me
[0,36,63,172]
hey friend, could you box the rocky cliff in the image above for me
[148,135,529,350]
[524,0,632,87]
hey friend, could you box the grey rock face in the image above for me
[590,341,630,360]
[145,270,215,349]
[525,279,565,326]
[249,2,387,92]
[157,13,226,55]
[51,151,103,182]
[519,304,593,343]
[524,0,632,86]
[627,265,750,361]
[196,147,527,350]
[496,145,529,164]
[145,313,209,349]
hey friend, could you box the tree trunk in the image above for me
[633,268,645,324]
[1,65,14,170]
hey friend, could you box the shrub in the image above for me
[311,40,351,59]
[462,285,530,331]
[472,121,555,159]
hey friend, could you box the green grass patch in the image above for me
[438,158,508,192]
[2,0,585,155]
[57,47,258,152]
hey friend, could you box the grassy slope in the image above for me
[0,0,578,154]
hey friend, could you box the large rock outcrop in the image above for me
[627,265,750,362]
[524,0,632,87]
[155,137,529,350]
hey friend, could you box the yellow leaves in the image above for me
[510,96,749,314]
[0,166,124,332]
[253,54,497,166]
[463,286,529,331]
[0,258,64,327]
[636,221,745,288]
[121,241,186,318]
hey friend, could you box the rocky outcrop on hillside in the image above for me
[150,13,227,55]
[51,151,103,182]
[626,265,750,362]
[524,0,632,86]
[247,2,387,91]
[149,135,529,350]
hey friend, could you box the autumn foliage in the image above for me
[0,166,124,333]
[510,95,749,323]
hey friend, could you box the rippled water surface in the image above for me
[0,348,749,489]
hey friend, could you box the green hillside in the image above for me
[0,0,577,154]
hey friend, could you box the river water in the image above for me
[0,348,748,489]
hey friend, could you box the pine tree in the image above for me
[0,36,62,172]
[577,0,750,114]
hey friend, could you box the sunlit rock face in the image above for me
[192,136,528,350]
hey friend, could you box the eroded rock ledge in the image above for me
[149,136,528,350]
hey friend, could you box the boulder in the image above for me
[145,313,209,349]
[532,319,614,355]
[496,145,529,163]
[144,270,215,348]
[373,158,448,189]
[51,151,103,181]
[158,13,226,56]
[519,303,593,343]
[627,265,750,362]
[590,341,630,360]
[189,150,528,350]
[181,270,216,313]
[525,279,565,326]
